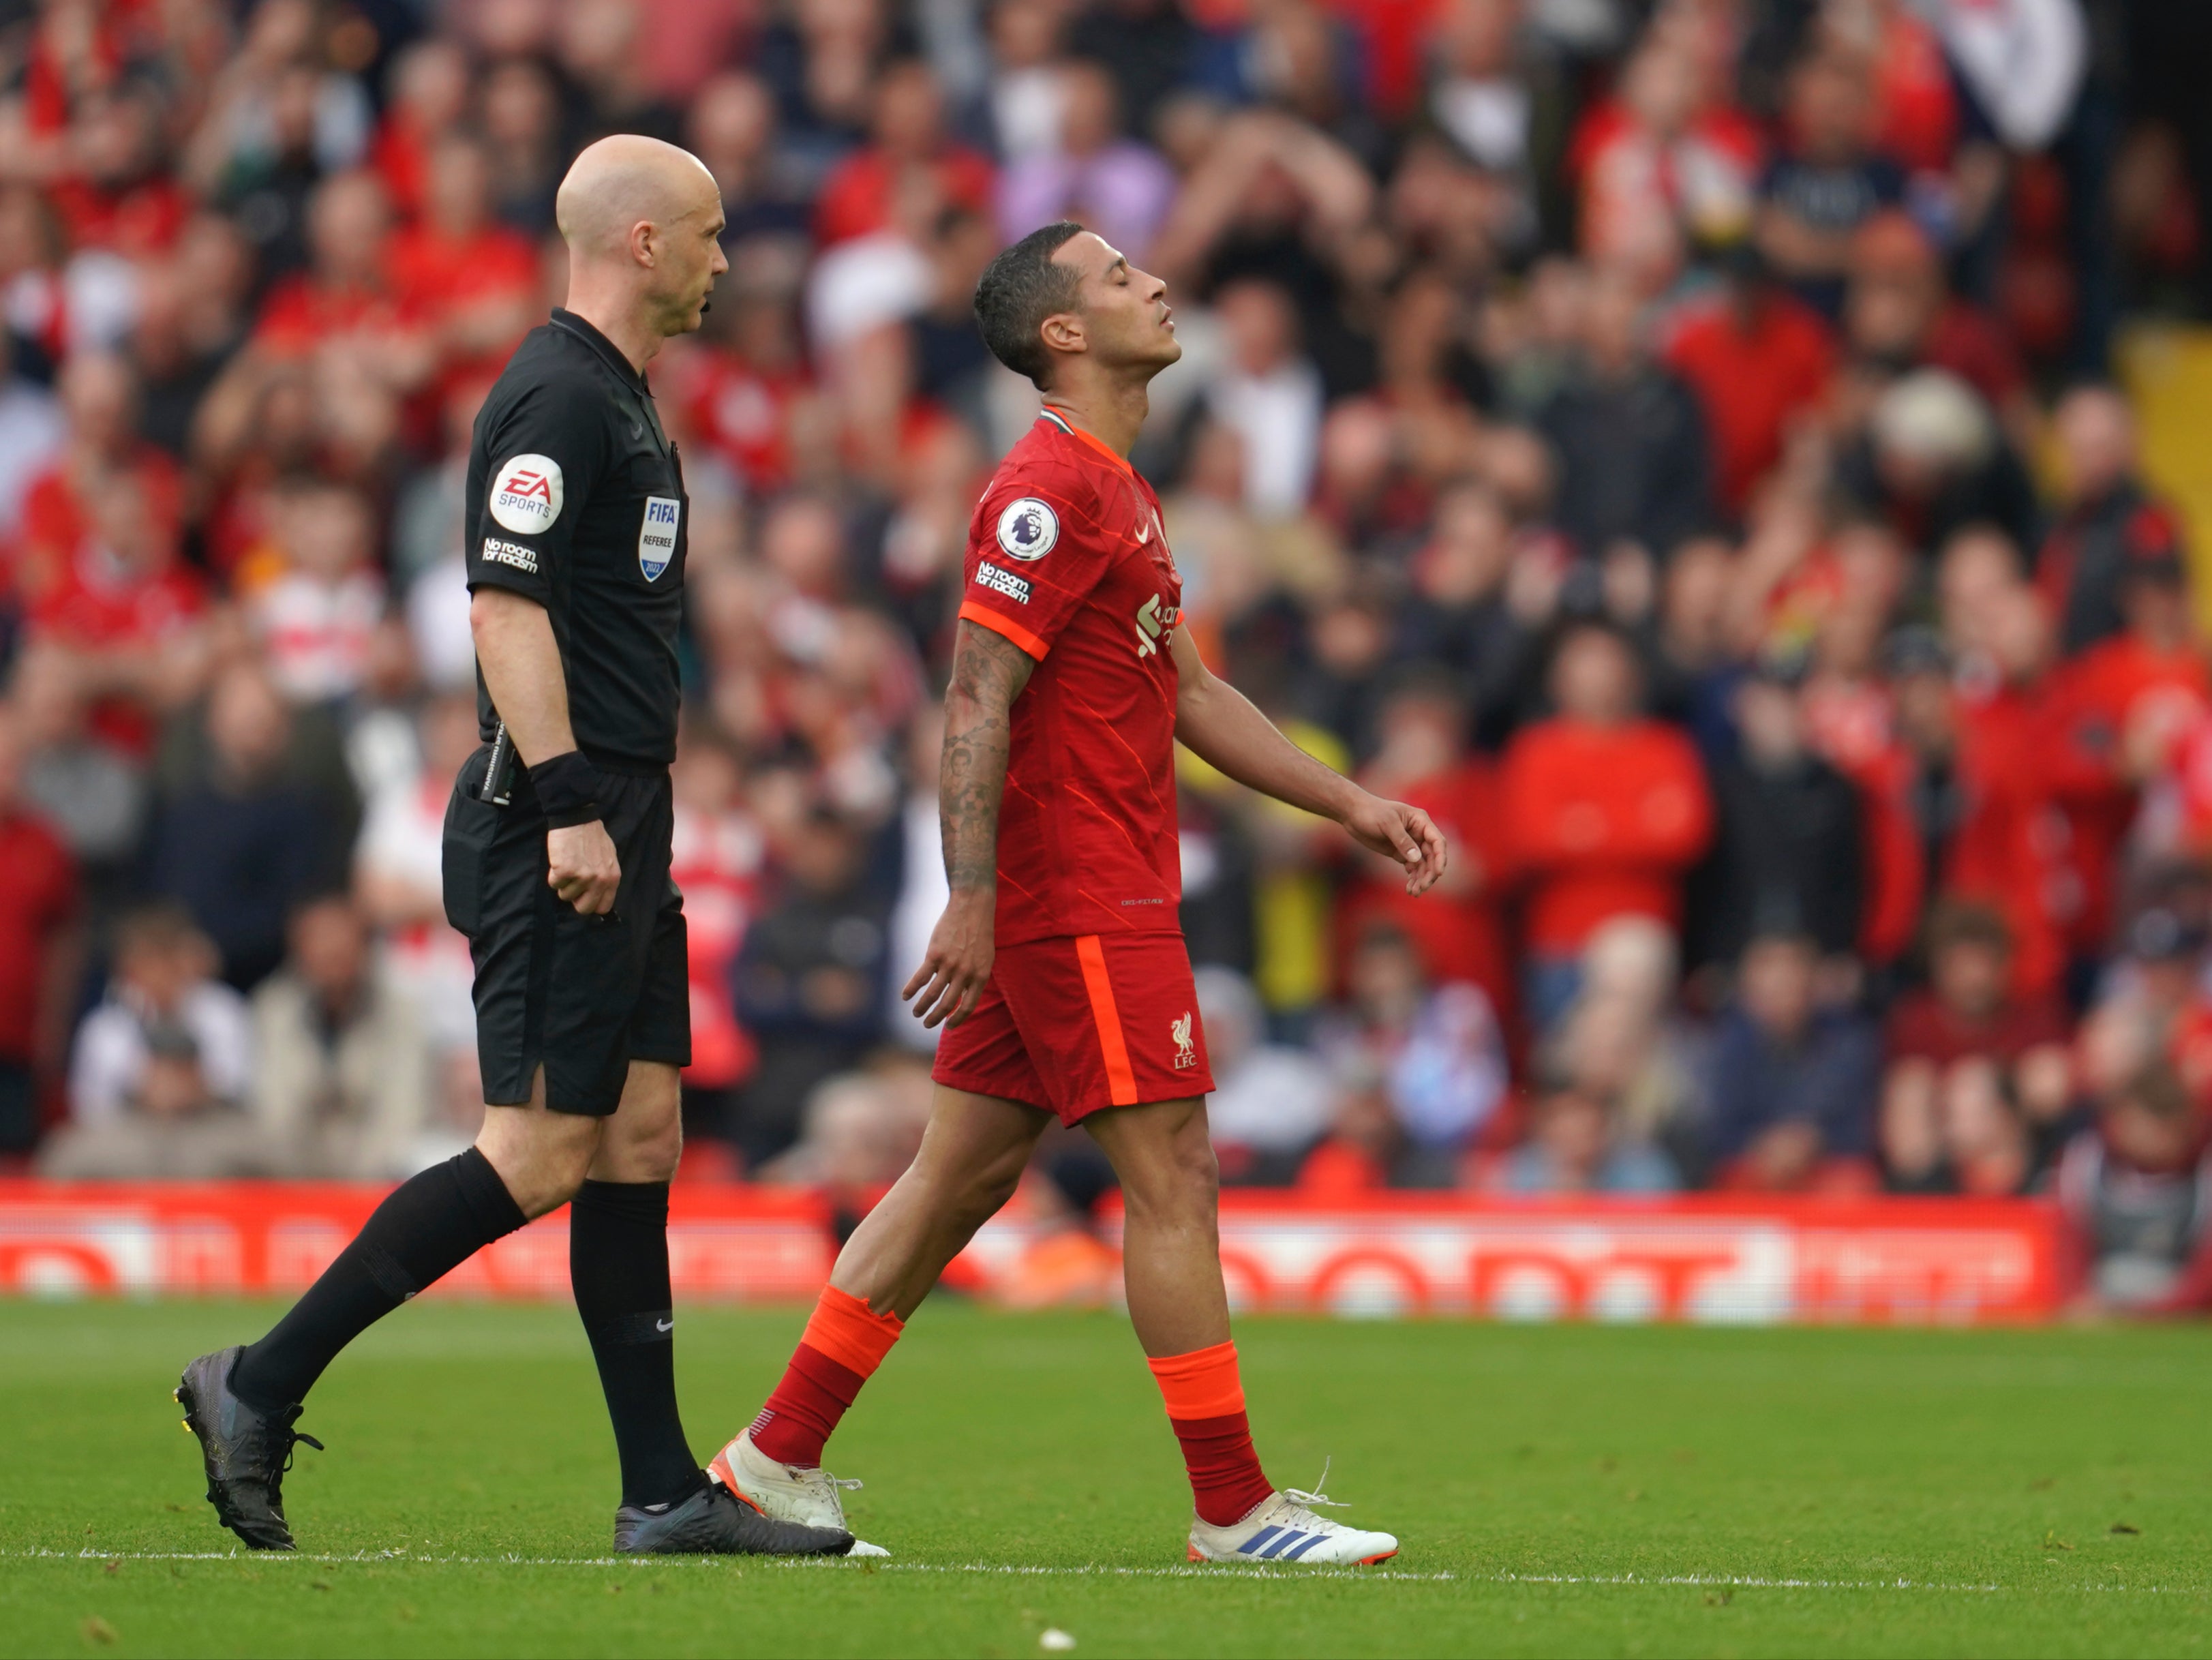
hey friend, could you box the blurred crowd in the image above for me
[3,0,2211,1315]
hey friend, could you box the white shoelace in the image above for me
[1281,1458,1348,1515]
[798,1468,864,1524]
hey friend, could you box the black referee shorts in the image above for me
[442,744,690,1116]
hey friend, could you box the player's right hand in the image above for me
[903,891,995,1029]
[547,821,622,915]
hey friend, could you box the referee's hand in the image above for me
[903,890,995,1029]
[548,821,622,915]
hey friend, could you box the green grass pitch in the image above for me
[1,1299,2207,1657]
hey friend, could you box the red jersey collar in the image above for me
[1038,406,1133,477]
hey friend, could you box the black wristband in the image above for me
[528,750,603,828]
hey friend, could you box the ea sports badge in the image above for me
[489,453,564,534]
[639,496,680,582]
[995,497,1059,561]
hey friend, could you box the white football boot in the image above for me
[708,1430,891,1558]
[1185,1463,1398,1566]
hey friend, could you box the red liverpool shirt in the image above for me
[956,409,1185,946]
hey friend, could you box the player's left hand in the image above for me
[1340,794,1449,896]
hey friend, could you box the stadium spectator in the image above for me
[996,59,1174,260]
[1487,1076,1681,1195]
[1293,1058,1407,1195]
[1663,245,1836,523]
[1392,481,1551,751]
[40,1018,268,1180]
[1423,0,1573,255]
[12,644,142,916]
[1839,367,2040,558]
[386,132,539,391]
[690,72,811,249]
[1502,623,1712,1029]
[474,56,564,236]
[1565,35,1759,284]
[669,725,766,1134]
[249,481,384,706]
[0,332,63,541]
[1880,901,2073,1194]
[369,37,472,222]
[2058,1062,2212,1314]
[18,351,183,614]
[1340,673,1513,1019]
[1548,916,1709,1182]
[814,58,993,250]
[352,693,476,1057]
[248,893,432,1179]
[1686,661,1866,974]
[145,660,352,991]
[2044,546,2207,956]
[1841,211,2035,454]
[1535,270,1714,562]
[556,0,686,150]
[730,802,891,1166]
[1316,920,1506,1177]
[755,1057,933,1194]
[128,217,254,464]
[66,902,252,1131]
[1703,931,1881,1192]
[184,2,367,283]
[1204,279,1326,520]
[1198,965,1332,1186]
[2037,384,2189,658]
[1755,49,1903,322]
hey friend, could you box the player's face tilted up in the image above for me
[177,136,850,1561]
[1032,226,1185,382]
[710,223,1446,1565]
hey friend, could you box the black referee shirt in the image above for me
[464,307,688,768]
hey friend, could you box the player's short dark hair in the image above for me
[974,221,1086,388]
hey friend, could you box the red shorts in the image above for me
[931,932,1215,1125]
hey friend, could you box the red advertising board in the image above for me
[0,1182,2065,1324]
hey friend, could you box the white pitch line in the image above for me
[9,1549,2199,1596]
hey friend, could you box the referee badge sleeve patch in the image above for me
[639,496,680,581]
[489,453,564,533]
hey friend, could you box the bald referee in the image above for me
[177,137,853,1559]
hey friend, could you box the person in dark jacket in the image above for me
[145,661,350,991]
[2037,384,2191,657]
[1687,661,1865,971]
[1703,931,1881,1192]
[729,804,890,1168]
[1536,270,1714,562]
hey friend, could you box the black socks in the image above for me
[569,1179,703,1510]
[230,1156,699,1511]
[232,1148,527,1410]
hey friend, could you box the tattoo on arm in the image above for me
[939,620,1036,892]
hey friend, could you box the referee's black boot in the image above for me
[614,1477,854,1556]
[175,1346,323,1551]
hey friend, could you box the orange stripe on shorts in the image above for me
[1073,934,1140,1107]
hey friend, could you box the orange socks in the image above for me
[748,1285,905,1469]
[755,1293,1273,1526]
[1148,1340,1275,1526]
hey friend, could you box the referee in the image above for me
[177,136,853,1560]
